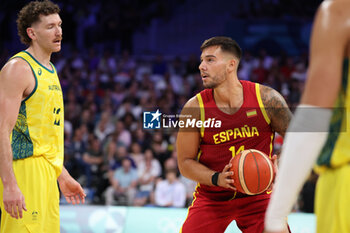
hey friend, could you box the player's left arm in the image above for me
[260,86,292,191]
[58,166,86,204]
[260,85,292,138]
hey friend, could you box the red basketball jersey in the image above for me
[196,80,274,200]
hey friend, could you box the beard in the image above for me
[203,81,217,89]
[202,73,226,89]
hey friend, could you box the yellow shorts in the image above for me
[0,156,60,233]
[315,164,350,233]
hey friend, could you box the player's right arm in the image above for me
[176,96,234,189]
[265,2,350,232]
[301,1,350,107]
[0,58,33,219]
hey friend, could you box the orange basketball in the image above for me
[229,149,275,195]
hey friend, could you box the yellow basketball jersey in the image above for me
[9,51,64,177]
[316,58,350,172]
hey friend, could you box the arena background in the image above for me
[0,0,322,232]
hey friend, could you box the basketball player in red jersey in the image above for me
[176,37,292,233]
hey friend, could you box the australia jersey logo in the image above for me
[143,109,161,129]
[32,211,39,221]
[38,68,42,76]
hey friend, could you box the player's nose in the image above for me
[199,61,206,71]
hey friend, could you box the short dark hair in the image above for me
[200,36,242,60]
[16,0,60,46]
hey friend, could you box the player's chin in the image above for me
[51,43,61,52]
[52,46,61,52]
[203,82,216,89]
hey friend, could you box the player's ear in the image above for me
[227,58,237,72]
[27,27,36,41]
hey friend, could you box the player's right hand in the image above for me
[218,163,237,190]
[3,184,27,219]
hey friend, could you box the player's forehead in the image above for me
[33,13,61,27]
[200,45,223,60]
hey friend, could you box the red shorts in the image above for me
[181,192,271,233]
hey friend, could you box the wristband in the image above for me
[211,172,220,186]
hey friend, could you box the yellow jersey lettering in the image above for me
[227,129,233,141]
[252,127,259,136]
[242,125,251,137]
[229,145,245,157]
[234,128,242,139]
[219,131,227,143]
[213,133,220,144]
[212,126,260,144]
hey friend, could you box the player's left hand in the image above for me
[267,154,278,192]
[59,176,86,205]
[218,163,237,190]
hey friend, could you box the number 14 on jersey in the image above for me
[229,145,245,157]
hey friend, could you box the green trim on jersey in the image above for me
[11,103,34,160]
[22,50,55,73]
[12,56,39,102]
[317,58,349,167]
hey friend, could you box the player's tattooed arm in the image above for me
[260,85,292,138]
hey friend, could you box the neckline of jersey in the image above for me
[22,50,55,73]
[210,80,247,118]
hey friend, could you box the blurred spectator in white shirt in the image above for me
[154,169,186,208]
[133,149,162,206]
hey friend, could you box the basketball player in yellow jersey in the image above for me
[0,1,86,232]
[265,1,350,233]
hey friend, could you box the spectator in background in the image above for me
[94,110,115,142]
[65,127,87,179]
[105,158,138,206]
[102,141,118,171]
[130,142,144,167]
[163,157,178,177]
[238,51,254,81]
[151,131,169,167]
[291,62,307,82]
[251,58,268,83]
[288,79,303,107]
[279,57,295,81]
[80,136,103,189]
[134,149,162,206]
[108,145,136,171]
[107,121,132,148]
[154,169,186,208]
[132,126,152,151]
[91,140,118,204]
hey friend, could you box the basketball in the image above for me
[229,149,275,195]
